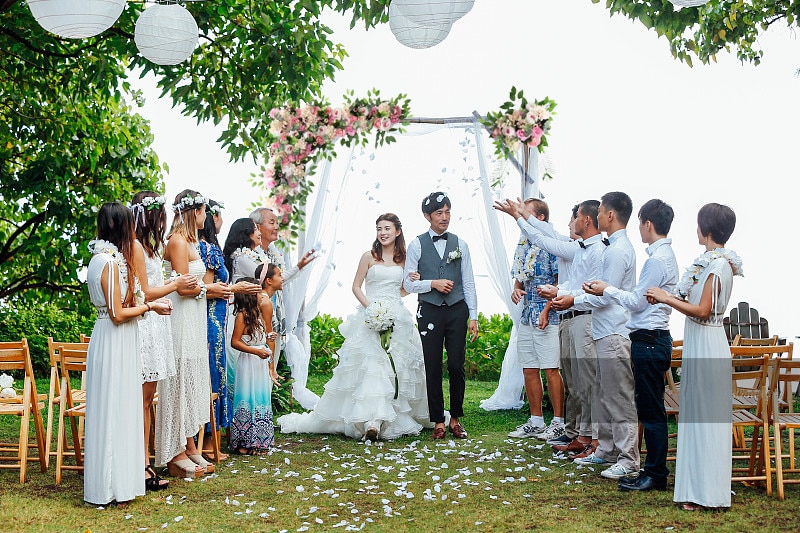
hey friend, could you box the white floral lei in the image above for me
[88,239,144,303]
[676,247,743,300]
[511,236,541,282]
[231,246,263,264]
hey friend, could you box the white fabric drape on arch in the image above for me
[281,145,357,409]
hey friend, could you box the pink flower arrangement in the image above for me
[258,90,410,238]
[482,87,556,159]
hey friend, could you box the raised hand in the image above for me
[583,280,608,296]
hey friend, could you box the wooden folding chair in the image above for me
[54,346,89,484]
[773,358,800,500]
[732,335,779,347]
[731,355,779,496]
[196,391,221,463]
[0,339,47,482]
[45,339,89,469]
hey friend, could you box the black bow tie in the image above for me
[602,238,610,246]
[432,233,448,242]
[578,240,586,249]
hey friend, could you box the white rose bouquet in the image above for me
[0,373,16,399]
[364,301,399,398]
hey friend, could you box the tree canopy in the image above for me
[0,0,389,308]
[593,0,800,66]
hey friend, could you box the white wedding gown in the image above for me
[278,264,431,440]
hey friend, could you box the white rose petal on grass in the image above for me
[259,513,269,518]
[125,515,133,520]
[296,485,305,492]
[427,323,434,330]
[174,516,183,522]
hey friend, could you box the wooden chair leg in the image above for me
[55,393,67,485]
[19,378,31,483]
[209,398,220,463]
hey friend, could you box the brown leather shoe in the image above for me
[431,427,446,440]
[569,443,596,459]
[448,423,468,439]
[553,438,589,453]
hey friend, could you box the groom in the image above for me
[404,192,478,440]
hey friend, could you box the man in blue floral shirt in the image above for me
[508,199,565,441]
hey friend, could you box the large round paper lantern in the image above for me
[134,3,198,66]
[668,0,711,7]
[28,0,127,39]
[389,3,451,49]
[393,0,474,27]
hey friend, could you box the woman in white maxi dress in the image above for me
[84,203,171,505]
[646,203,741,510]
[278,213,430,440]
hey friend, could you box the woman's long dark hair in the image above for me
[223,218,258,274]
[233,277,265,337]
[131,190,167,258]
[371,213,406,264]
[199,199,221,248]
[97,202,137,307]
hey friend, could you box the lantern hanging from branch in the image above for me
[392,0,474,28]
[134,3,198,66]
[27,0,127,39]
[389,3,451,49]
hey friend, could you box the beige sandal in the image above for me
[188,454,215,474]
[167,459,201,479]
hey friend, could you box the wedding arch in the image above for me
[261,90,557,412]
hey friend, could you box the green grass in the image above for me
[0,377,798,532]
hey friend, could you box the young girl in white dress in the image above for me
[278,213,430,440]
[646,203,742,511]
[159,189,231,478]
[84,202,172,505]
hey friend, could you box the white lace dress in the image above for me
[278,265,431,440]
[155,259,210,466]
[137,252,176,383]
[84,253,145,504]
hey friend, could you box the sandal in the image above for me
[681,502,707,512]
[145,465,169,491]
[188,453,216,474]
[203,451,229,462]
[167,459,202,479]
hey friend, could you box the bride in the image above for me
[278,213,431,440]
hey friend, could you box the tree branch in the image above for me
[0,210,47,264]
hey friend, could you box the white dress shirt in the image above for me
[604,238,678,332]
[254,243,300,285]
[572,229,637,340]
[404,229,478,320]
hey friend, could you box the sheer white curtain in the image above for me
[281,145,356,409]
[472,118,525,411]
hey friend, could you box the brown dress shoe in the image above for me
[553,438,590,453]
[431,427,446,440]
[569,443,596,459]
[448,423,468,439]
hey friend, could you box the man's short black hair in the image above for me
[421,191,451,215]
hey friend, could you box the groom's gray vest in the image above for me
[417,232,464,306]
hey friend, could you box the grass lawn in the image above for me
[1,376,798,532]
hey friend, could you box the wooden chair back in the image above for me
[724,301,769,342]
[773,359,800,500]
[45,339,90,467]
[54,345,89,484]
[0,339,47,482]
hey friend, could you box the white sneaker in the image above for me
[600,463,637,480]
[536,421,566,441]
[508,423,546,438]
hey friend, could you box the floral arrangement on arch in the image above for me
[481,86,556,161]
[256,89,411,239]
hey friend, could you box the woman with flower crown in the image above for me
[130,191,197,491]
[198,205,260,459]
[646,203,742,511]
[278,213,430,441]
[158,189,232,479]
[84,202,173,505]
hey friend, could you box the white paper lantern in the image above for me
[668,0,711,7]
[389,3,451,49]
[28,0,127,39]
[393,0,474,27]
[134,3,198,66]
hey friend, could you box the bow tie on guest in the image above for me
[432,233,449,242]
[578,240,586,249]
[602,237,610,246]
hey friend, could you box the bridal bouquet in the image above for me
[482,86,556,158]
[365,301,399,398]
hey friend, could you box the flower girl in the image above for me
[229,266,283,455]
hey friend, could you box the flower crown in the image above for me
[207,201,225,216]
[172,194,207,212]
[136,195,167,210]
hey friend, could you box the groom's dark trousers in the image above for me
[418,299,469,422]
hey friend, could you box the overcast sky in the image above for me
[135,1,800,341]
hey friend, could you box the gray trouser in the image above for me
[559,318,578,439]
[569,314,597,437]
[593,334,639,470]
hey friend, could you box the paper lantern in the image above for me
[392,0,474,27]
[134,3,198,66]
[389,3,451,49]
[668,0,711,7]
[27,0,127,39]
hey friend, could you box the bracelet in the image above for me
[144,302,151,315]
[195,280,207,300]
